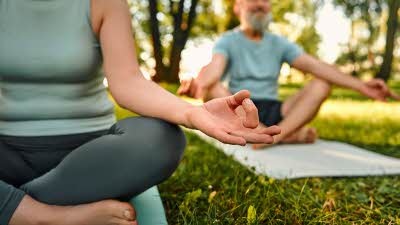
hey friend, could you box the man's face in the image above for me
[238,0,271,32]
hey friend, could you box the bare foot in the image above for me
[281,127,318,144]
[252,127,318,150]
[10,195,138,225]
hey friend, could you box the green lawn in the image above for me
[114,83,400,224]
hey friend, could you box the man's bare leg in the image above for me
[9,195,137,225]
[204,80,328,146]
[253,79,331,149]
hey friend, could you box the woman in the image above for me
[0,0,280,225]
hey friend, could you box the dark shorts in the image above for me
[252,99,284,127]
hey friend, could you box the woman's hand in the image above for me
[183,90,281,145]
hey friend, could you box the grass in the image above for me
[114,82,400,224]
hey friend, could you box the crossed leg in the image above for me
[4,117,185,225]
[253,78,332,148]
[203,79,331,148]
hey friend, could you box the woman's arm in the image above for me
[98,0,192,127]
[96,0,281,145]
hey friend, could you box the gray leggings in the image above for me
[0,117,186,225]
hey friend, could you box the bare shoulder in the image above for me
[90,0,130,35]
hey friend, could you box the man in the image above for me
[178,0,399,149]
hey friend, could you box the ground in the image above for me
[114,82,400,224]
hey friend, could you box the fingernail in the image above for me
[244,99,252,105]
[124,210,132,220]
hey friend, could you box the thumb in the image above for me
[177,80,190,95]
[226,90,251,109]
[241,98,259,129]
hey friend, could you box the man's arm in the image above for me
[178,53,227,100]
[291,54,399,101]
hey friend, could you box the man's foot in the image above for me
[10,195,137,225]
[281,127,318,144]
[252,127,318,150]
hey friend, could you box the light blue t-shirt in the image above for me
[213,29,304,100]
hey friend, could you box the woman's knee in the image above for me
[113,117,186,178]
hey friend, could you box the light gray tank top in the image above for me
[0,0,116,136]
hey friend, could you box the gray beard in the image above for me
[246,13,272,33]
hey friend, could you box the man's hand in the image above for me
[359,79,400,101]
[183,90,281,145]
[177,78,208,99]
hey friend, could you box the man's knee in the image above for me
[310,79,332,99]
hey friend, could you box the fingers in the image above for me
[230,129,274,144]
[230,125,281,144]
[189,80,198,97]
[198,119,247,145]
[256,125,282,136]
[216,129,247,145]
[374,79,391,96]
[226,90,251,108]
[177,79,192,95]
[194,86,205,99]
[241,99,259,129]
[390,90,400,100]
[377,79,390,94]
[367,79,393,100]
[178,78,206,99]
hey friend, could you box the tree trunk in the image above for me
[148,0,166,82]
[166,0,199,83]
[376,0,399,81]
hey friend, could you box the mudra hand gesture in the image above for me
[183,90,281,145]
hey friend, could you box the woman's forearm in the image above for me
[109,73,195,127]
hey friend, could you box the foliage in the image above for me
[114,83,400,224]
[332,0,399,81]
[130,0,322,83]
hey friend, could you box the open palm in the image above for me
[185,90,281,145]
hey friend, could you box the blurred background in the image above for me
[111,1,400,223]
[124,0,400,84]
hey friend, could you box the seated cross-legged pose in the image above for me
[178,0,400,149]
[0,0,281,225]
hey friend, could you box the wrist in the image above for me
[352,80,367,94]
[180,104,197,129]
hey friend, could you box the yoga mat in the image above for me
[192,130,400,179]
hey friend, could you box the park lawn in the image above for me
[114,83,400,224]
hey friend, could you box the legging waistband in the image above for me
[0,130,109,152]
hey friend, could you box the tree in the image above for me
[377,0,400,81]
[130,0,321,83]
[270,0,322,56]
[148,0,199,82]
[333,0,399,81]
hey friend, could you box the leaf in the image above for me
[208,191,217,203]
[247,205,257,224]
